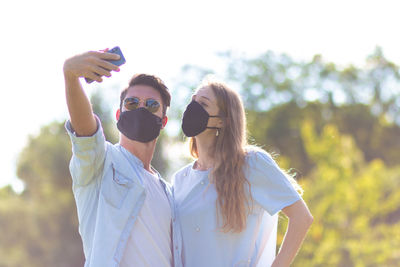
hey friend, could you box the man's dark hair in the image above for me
[120,74,171,116]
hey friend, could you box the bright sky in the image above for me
[1,0,400,191]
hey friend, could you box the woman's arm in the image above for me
[271,199,313,267]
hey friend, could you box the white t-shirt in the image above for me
[120,170,172,267]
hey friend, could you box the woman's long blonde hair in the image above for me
[189,78,251,233]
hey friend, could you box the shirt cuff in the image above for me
[65,115,105,152]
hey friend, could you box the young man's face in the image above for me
[122,85,165,119]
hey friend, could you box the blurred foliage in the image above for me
[246,101,400,178]
[224,46,400,125]
[0,122,84,267]
[1,47,399,266]
[276,121,400,266]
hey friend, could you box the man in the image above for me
[63,49,181,267]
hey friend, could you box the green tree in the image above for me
[281,121,400,266]
[0,121,84,267]
[246,102,400,177]
[223,47,400,123]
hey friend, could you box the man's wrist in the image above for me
[63,70,80,83]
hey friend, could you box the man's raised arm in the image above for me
[63,50,120,136]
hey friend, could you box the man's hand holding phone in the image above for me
[63,46,126,83]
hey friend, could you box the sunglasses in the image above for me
[123,97,161,113]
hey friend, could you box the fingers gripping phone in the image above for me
[85,46,126,83]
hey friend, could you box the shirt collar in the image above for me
[117,144,144,169]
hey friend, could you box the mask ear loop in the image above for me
[207,115,221,136]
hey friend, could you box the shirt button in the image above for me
[175,246,178,250]
[200,181,204,185]
[195,227,200,232]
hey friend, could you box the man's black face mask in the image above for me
[117,108,163,142]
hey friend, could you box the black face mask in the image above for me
[182,100,220,137]
[117,108,163,142]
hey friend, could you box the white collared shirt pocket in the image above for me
[101,165,134,209]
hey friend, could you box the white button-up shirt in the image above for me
[66,118,181,267]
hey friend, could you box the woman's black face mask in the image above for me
[181,100,220,137]
[117,107,163,142]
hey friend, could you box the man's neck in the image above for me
[120,137,157,173]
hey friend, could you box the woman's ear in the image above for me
[162,116,168,128]
[116,109,121,121]
[217,117,224,128]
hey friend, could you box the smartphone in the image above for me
[85,46,126,83]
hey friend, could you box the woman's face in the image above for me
[192,86,220,117]
[190,86,223,135]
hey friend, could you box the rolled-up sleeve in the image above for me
[65,116,107,187]
[245,151,302,216]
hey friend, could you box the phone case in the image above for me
[106,46,126,66]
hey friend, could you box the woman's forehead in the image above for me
[195,86,216,100]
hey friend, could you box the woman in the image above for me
[172,77,313,267]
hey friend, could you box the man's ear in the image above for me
[116,109,121,121]
[162,116,168,128]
